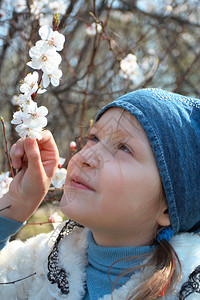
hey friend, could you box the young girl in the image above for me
[0,88,199,300]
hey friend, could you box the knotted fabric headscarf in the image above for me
[95,88,200,234]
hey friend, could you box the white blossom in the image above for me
[11,110,25,125]
[11,100,36,125]
[12,102,48,140]
[0,172,9,183]
[20,72,39,95]
[15,94,34,111]
[51,168,67,188]
[42,68,62,88]
[39,26,65,51]
[119,53,139,82]
[23,103,48,128]
[0,172,13,198]
[11,95,19,106]
[85,23,102,36]
[15,124,44,140]
[58,157,65,166]
[27,40,62,74]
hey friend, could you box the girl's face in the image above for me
[61,108,168,247]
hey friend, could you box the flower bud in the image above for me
[49,212,63,224]
[70,141,77,152]
[53,13,60,31]
[89,119,94,127]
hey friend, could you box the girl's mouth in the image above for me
[70,176,95,191]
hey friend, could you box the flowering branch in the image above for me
[0,15,66,202]
[11,16,65,140]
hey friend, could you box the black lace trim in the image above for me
[179,265,200,299]
[47,219,84,295]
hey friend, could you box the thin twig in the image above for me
[174,51,200,92]
[0,272,36,285]
[104,0,115,27]
[26,221,63,225]
[0,117,14,178]
[0,205,12,212]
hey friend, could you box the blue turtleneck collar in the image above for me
[83,230,157,300]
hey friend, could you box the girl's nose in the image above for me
[77,142,106,170]
[79,146,100,168]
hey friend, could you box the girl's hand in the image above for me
[0,130,59,223]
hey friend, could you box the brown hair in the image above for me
[127,239,181,299]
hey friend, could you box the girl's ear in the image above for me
[157,201,171,227]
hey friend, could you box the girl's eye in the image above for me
[81,134,99,146]
[88,134,99,143]
[118,143,133,155]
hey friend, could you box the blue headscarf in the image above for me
[95,88,200,234]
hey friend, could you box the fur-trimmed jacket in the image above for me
[0,221,200,300]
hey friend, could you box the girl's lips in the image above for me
[69,176,95,191]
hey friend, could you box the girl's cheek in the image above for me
[69,151,82,168]
[65,153,81,185]
[66,155,76,173]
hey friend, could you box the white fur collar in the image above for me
[0,224,199,300]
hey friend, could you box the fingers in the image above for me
[38,130,59,154]
[24,130,59,179]
[37,130,59,178]
[23,138,44,180]
[10,136,43,176]
[10,137,25,169]
[10,130,59,179]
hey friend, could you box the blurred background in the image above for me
[0,0,200,239]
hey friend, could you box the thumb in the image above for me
[24,138,44,179]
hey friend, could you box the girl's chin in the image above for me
[60,187,77,206]
[59,195,73,213]
[59,194,80,218]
